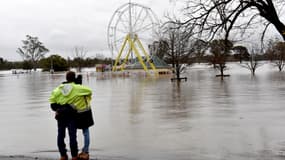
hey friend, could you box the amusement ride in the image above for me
[107,1,161,75]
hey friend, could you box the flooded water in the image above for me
[1,63,285,160]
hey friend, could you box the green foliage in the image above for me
[39,55,68,71]
[210,39,233,55]
[22,60,33,70]
[0,57,22,70]
[209,39,234,66]
[0,58,9,70]
[0,55,113,71]
[68,57,113,68]
[17,35,49,70]
[208,39,234,80]
[232,46,250,62]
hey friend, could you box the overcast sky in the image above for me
[0,0,183,61]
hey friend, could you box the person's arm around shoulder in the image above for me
[76,84,92,96]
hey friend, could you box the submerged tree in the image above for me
[73,46,87,72]
[265,40,285,71]
[241,48,263,76]
[161,22,194,81]
[209,39,233,80]
[181,0,285,42]
[273,42,285,71]
[17,35,49,71]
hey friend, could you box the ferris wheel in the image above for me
[107,2,161,58]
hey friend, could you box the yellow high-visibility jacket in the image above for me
[49,82,92,112]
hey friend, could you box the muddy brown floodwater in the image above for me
[1,63,285,160]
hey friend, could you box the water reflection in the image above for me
[158,82,187,116]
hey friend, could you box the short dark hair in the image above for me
[66,71,76,82]
[75,75,82,84]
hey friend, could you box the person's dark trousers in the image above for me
[57,118,78,157]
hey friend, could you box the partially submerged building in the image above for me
[124,55,172,75]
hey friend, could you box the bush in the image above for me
[39,55,69,71]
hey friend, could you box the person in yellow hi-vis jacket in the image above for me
[74,74,94,160]
[49,71,93,160]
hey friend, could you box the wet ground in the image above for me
[0,155,50,160]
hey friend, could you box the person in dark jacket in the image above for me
[74,75,94,160]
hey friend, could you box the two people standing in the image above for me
[49,71,94,160]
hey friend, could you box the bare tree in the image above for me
[161,22,194,81]
[265,40,285,71]
[240,48,263,76]
[17,35,49,71]
[264,37,277,61]
[273,42,285,71]
[181,0,285,42]
[73,46,87,72]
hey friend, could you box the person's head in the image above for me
[66,71,76,83]
[75,75,82,84]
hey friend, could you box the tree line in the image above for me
[0,35,113,71]
[1,35,284,77]
[0,55,113,71]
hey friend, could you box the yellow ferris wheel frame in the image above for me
[112,33,157,75]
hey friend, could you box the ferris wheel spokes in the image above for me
[107,2,160,75]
